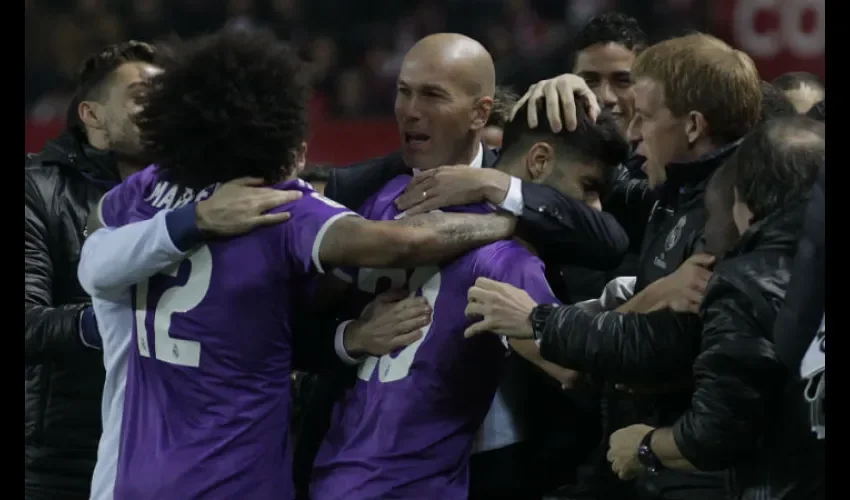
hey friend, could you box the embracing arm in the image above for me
[318,211,515,269]
[25,173,91,364]
[79,200,204,299]
[537,305,702,384]
[518,182,629,270]
[670,279,786,471]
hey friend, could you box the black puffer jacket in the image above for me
[672,205,824,500]
[25,133,121,499]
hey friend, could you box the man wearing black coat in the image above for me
[293,33,630,498]
[608,116,825,500]
[462,33,763,500]
[24,42,165,500]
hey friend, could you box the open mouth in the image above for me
[405,133,431,150]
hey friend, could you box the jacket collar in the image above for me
[40,132,122,187]
[664,139,742,189]
[727,200,806,258]
[657,139,742,209]
[405,141,498,173]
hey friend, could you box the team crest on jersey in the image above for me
[653,215,688,270]
[664,216,687,252]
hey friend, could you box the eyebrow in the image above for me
[398,80,450,96]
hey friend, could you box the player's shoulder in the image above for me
[107,164,160,201]
[267,178,352,215]
[470,240,544,278]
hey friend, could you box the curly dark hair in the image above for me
[66,41,159,139]
[573,12,648,54]
[135,29,309,190]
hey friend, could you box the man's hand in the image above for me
[608,424,655,480]
[464,278,538,339]
[510,74,601,132]
[651,253,715,312]
[394,166,511,216]
[195,177,304,236]
[343,289,433,357]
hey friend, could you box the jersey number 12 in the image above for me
[133,246,213,368]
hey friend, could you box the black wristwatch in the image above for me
[637,429,663,474]
[529,304,557,340]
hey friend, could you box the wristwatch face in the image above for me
[638,445,658,471]
[531,305,552,338]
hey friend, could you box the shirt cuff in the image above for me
[497,176,524,216]
[334,320,366,365]
[165,203,207,252]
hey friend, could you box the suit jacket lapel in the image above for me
[482,144,500,169]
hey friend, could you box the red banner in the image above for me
[26,103,400,167]
[712,0,824,81]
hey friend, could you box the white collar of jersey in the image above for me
[412,142,483,174]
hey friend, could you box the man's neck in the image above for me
[679,140,719,164]
[448,136,481,167]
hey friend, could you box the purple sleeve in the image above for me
[280,188,359,275]
[479,246,561,306]
[99,166,157,228]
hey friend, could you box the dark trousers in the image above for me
[469,442,542,500]
[637,470,729,500]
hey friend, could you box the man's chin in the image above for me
[401,149,436,171]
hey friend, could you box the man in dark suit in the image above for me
[293,33,630,498]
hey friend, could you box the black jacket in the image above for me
[672,205,824,500]
[25,133,121,498]
[538,142,741,387]
[605,155,656,259]
[537,143,740,500]
[773,167,825,372]
[635,141,740,293]
[293,146,630,496]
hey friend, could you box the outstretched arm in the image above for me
[80,178,302,299]
[79,205,202,299]
[318,211,516,269]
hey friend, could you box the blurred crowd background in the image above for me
[25,0,824,164]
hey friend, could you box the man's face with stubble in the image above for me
[574,42,637,133]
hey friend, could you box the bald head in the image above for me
[395,33,497,171]
[403,33,495,98]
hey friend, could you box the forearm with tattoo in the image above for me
[319,212,516,269]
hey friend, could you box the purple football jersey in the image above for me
[100,166,356,499]
[310,175,558,500]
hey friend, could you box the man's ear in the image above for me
[78,100,105,130]
[684,111,708,146]
[525,142,555,181]
[470,96,494,132]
